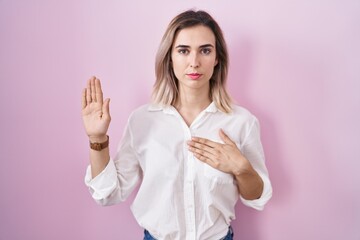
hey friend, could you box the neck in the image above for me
[174,86,212,126]
[175,87,211,112]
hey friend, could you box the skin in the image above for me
[171,25,217,125]
[187,130,264,200]
[81,25,263,199]
[172,25,263,200]
[82,76,110,178]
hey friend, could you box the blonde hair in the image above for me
[152,10,232,113]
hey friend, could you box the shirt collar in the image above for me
[147,102,219,114]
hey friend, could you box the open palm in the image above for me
[82,77,111,140]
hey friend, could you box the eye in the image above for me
[178,49,189,55]
[201,48,212,55]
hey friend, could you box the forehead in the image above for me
[173,25,216,46]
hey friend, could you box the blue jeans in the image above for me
[143,226,234,240]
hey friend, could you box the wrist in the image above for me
[233,158,254,177]
[89,135,109,151]
[89,135,108,143]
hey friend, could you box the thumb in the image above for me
[102,98,111,120]
[219,129,235,146]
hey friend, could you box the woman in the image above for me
[82,10,272,240]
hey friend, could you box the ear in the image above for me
[214,58,218,66]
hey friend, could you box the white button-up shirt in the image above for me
[85,102,272,240]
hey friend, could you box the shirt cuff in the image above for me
[239,172,272,211]
[84,159,118,200]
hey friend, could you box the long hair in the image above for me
[152,10,232,113]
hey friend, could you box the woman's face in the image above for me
[171,25,218,94]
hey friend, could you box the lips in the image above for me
[186,73,202,80]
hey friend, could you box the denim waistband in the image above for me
[143,226,234,240]
[220,226,234,240]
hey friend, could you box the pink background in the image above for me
[1,1,359,239]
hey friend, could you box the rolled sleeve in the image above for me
[239,117,273,210]
[84,159,118,201]
[240,171,272,210]
[84,118,141,205]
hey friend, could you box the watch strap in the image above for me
[89,136,109,151]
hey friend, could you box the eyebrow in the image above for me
[175,44,215,49]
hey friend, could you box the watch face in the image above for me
[90,136,108,151]
[92,143,102,151]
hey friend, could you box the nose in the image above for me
[189,52,199,68]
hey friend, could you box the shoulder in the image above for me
[228,104,258,124]
[225,105,262,142]
[212,104,260,136]
[127,103,165,123]
[128,104,152,119]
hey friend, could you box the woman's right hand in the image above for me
[82,76,111,142]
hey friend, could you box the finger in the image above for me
[190,136,219,148]
[86,78,92,104]
[82,88,87,109]
[189,144,219,160]
[95,78,103,104]
[188,141,219,156]
[192,152,217,167]
[91,77,96,102]
[102,98,111,120]
[219,129,236,146]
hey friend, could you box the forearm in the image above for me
[89,135,110,178]
[234,161,264,200]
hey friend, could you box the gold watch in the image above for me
[89,136,109,151]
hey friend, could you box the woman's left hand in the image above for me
[187,129,251,176]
